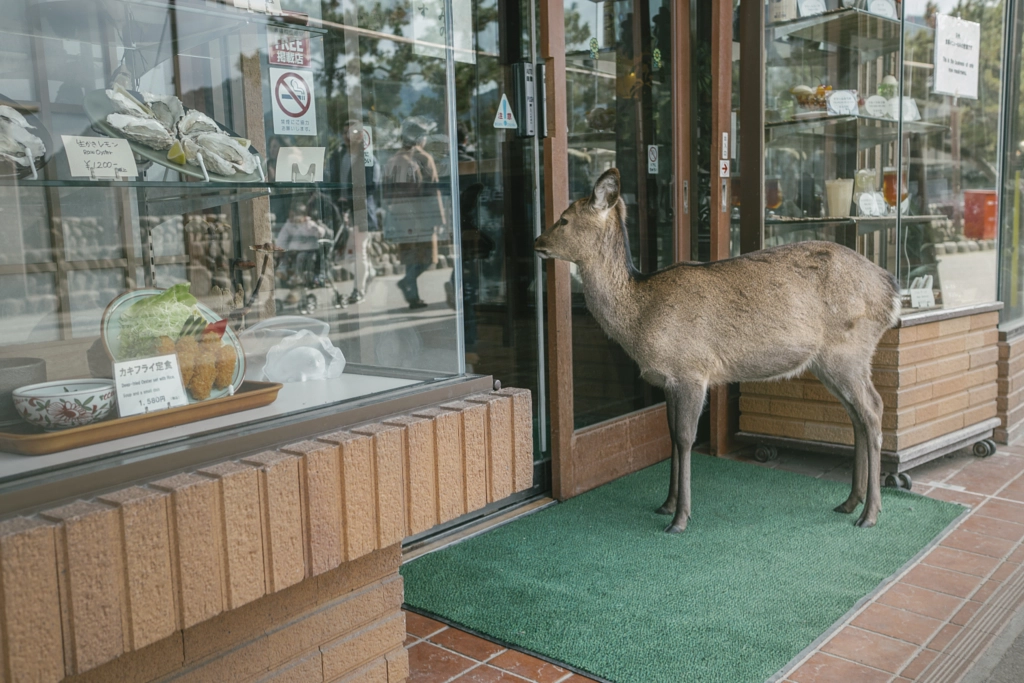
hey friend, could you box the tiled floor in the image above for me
[404,442,1024,683]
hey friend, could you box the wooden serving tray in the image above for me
[0,381,283,456]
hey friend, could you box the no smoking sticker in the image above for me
[270,67,317,136]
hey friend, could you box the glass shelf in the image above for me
[757,214,946,237]
[769,7,913,58]
[766,113,949,151]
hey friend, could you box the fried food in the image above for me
[155,336,176,355]
[175,335,198,387]
[214,344,236,390]
[187,332,221,401]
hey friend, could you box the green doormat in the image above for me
[402,455,966,683]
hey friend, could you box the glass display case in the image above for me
[0,0,465,464]
[760,0,1003,313]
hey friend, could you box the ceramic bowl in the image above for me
[13,379,117,431]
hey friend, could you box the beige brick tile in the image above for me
[383,415,438,537]
[0,517,63,682]
[319,432,377,561]
[325,656,388,683]
[467,394,515,504]
[241,452,306,594]
[971,345,1000,369]
[40,501,125,674]
[897,382,933,408]
[938,316,973,337]
[914,392,970,425]
[971,311,999,330]
[803,422,854,446]
[413,408,465,524]
[317,545,401,604]
[740,381,804,399]
[350,424,406,550]
[97,487,177,649]
[258,651,324,682]
[385,646,409,682]
[280,441,344,577]
[898,413,964,451]
[495,388,535,493]
[321,613,406,681]
[63,632,184,683]
[963,401,998,427]
[441,401,489,513]
[150,474,224,630]
[197,461,265,610]
[916,355,971,384]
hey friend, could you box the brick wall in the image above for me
[739,312,999,453]
[996,330,1024,444]
[0,388,533,682]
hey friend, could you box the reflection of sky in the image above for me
[904,0,994,15]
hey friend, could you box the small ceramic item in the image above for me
[13,379,117,431]
[878,75,898,99]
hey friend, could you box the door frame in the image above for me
[540,0,704,500]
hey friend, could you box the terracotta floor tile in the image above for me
[408,642,477,683]
[789,652,891,683]
[489,650,568,683]
[959,515,1024,542]
[999,476,1024,502]
[926,623,962,652]
[903,564,983,598]
[406,634,419,646]
[900,648,937,680]
[947,456,1024,495]
[940,528,1017,558]
[950,600,981,626]
[924,487,986,507]
[971,579,1001,602]
[851,603,943,645]
[450,665,526,682]
[878,583,963,621]
[910,453,973,483]
[429,628,507,662]
[990,561,1020,582]
[821,626,917,673]
[1008,544,1024,564]
[406,611,449,639]
[975,498,1024,524]
[923,546,1001,577]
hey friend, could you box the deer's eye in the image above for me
[556,218,568,227]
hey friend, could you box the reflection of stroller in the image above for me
[275,235,347,314]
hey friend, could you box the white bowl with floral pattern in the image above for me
[13,379,117,431]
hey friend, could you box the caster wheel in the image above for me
[898,473,913,491]
[753,445,778,463]
[884,473,901,488]
[304,294,318,312]
[973,439,996,458]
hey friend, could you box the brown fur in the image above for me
[536,168,899,532]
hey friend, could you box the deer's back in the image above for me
[634,241,898,385]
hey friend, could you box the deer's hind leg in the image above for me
[664,379,708,533]
[656,390,680,515]
[812,356,883,528]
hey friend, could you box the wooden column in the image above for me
[540,0,574,499]
[673,0,692,263]
[738,0,764,255]
[709,0,734,456]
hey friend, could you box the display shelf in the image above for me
[766,113,948,147]
[769,7,913,57]
[760,214,945,237]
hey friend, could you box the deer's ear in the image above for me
[591,168,621,210]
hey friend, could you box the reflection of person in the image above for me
[329,120,381,305]
[277,202,328,283]
[382,116,446,310]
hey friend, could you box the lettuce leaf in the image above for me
[117,283,199,359]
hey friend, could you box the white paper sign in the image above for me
[867,0,897,20]
[933,14,981,100]
[647,145,659,174]
[275,146,325,182]
[910,288,935,309]
[887,96,921,121]
[719,159,731,178]
[114,354,189,417]
[270,68,317,136]
[798,0,826,17]
[826,90,859,116]
[361,126,374,167]
[864,95,889,118]
[62,135,138,179]
[493,93,518,129]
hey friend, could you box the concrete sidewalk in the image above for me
[403,442,1024,683]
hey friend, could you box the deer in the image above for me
[534,168,900,533]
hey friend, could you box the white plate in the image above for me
[100,289,246,402]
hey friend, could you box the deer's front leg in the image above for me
[657,392,679,515]
[665,379,707,534]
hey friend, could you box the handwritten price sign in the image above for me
[62,135,138,180]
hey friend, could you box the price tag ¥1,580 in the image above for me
[113,354,189,418]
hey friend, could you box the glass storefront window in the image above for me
[999,0,1024,324]
[762,0,1004,314]
[0,0,467,474]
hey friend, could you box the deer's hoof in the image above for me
[854,515,877,529]
[665,517,689,533]
[655,504,674,515]
[833,500,859,514]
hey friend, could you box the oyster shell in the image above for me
[106,113,175,150]
[142,92,184,132]
[0,105,31,129]
[192,132,257,174]
[105,85,154,119]
[0,119,44,166]
[177,109,221,137]
[181,135,235,176]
